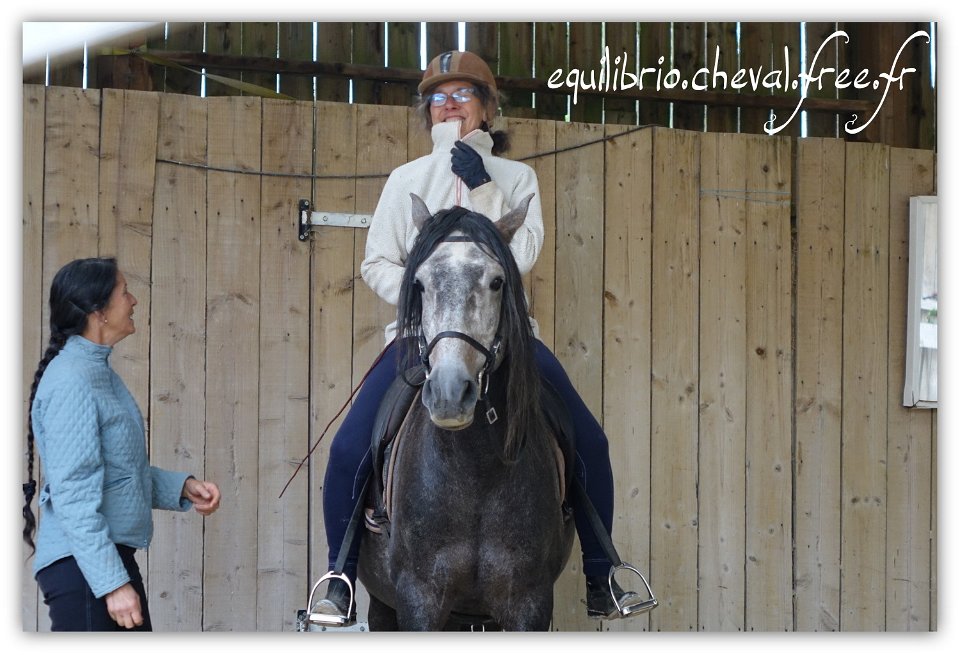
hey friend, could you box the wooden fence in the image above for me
[21,84,936,632]
[23,21,937,149]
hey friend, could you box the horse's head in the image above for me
[399,193,534,430]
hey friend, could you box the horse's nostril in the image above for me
[460,380,476,404]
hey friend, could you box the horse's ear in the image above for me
[496,193,535,242]
[410,193,432,231]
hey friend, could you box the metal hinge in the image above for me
[298,199,372,240]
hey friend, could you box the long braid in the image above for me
[22,331,69,552]
[23,257,118,554]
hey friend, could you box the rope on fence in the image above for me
[154,122,658,181]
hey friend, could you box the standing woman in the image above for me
[317,50,641,624]
[22,257,221,631]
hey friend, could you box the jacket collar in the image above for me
[430,120,494,157]
[64,334,112,362]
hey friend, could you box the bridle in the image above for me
[415,234,504,423]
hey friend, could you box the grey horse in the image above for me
[356,194,575,631]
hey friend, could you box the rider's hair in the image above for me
[22,257,118,554]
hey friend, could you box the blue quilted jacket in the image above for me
[31,335,192,598]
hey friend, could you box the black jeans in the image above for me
[36,544,152,631]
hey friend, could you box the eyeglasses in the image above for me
[428,88,476,106]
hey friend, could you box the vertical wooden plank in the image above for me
[841,23,927,148]
[204,22,243,97]
[929,414,937,631]
[242,22,279,93]
[743,134,793,631]
[352,104,408,376]
[162,22,205,95]
[202,96,262,631]
[794,138,845,631]
[551,120,605,632]
[499,22,534,118]
[90,26,161,92]
[279,22,316,100]
[803,23,840,139]
[840,141,890,631]
[916,23,936,151]
[535,21,568,121]
[350,104,407,619]
[97,89,160,408]
[148,92,207,630]
[697,132,747,631]
[406,108,432,161]
[257,98,313,630]
[672,22,705,131]
[505,117,557,350]
[464,22,499,72]
[23,58,46,85]
[21,84,45,633]
[426,22,459,61]
[637,23,671,127]
[705,22,739,133]
[385,22,420,106]
[569,22,603,124]
[738,23,773,135]
[649,127,699,632]
[42,88,101,326]
[352,22,385,106]
[885,147,935,631]
[769,23,802,139]
[554,122,605,415]
[47,49,84,89]
[309,99,359,615]
[316,22,351,103]
[97,89,160,606]
[604,22,639,126]
[602,124,653,633]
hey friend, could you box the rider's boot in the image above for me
[585,575,644,620]
[311,577,357,626]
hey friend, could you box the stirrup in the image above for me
[305,571,356,628]
[608,563,658,617]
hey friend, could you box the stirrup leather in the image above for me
[608,563,658,617]
[304,571,356,628]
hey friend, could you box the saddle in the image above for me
[364,365,576,535]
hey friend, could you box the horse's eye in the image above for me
[489,277,504,292]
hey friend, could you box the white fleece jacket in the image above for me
[361,120,545,343]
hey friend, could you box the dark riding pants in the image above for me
[322,338,616,580]
[36,545,152,631]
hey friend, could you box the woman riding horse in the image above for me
[317,49,641,624]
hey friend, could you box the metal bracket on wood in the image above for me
[298,199,372,241]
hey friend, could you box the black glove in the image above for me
[451,141,491,190]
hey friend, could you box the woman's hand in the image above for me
[182,478,222,516]
[106,583,143,629]
[451,141,491,190]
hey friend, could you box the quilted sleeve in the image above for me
[150,466,193,511]
[34,380,130,598]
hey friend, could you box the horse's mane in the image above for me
[397,206,547,462]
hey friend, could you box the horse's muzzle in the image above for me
[422,363,479,429]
